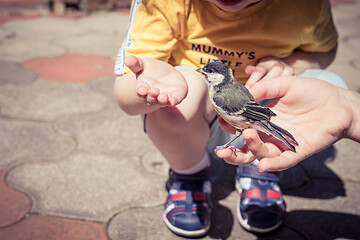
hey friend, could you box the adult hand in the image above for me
[216,76,354,172]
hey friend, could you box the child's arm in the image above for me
[282,45,337,74]
[114,56,188,115]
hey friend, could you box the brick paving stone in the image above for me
[7,152,167,221]
[0,117,75,170]
[0,60,37,85]
[0,214,108,240]
[0,79,109,121]
[53,105,153,157]
[0,38,65,62]
[23,54,115,82]
[0,171,31,228]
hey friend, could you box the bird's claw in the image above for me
[214,144,237,154]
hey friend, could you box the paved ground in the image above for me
[0,0,360,239]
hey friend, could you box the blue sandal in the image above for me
[236,164,286,233]
[163,166,214,237]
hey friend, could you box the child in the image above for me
[114,0,341,236]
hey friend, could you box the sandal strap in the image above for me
[237,164,279,182]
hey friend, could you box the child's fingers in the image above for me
[135,81,150,97]
[124,55,143,76]
[245,65,267,87]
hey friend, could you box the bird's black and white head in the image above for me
[196,62,233,87]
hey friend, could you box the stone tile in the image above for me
[0,79,109,121]
[107,206,183,240]
[76,11,129,36]
[284,209,360,240]
[0,60,37,85]
[287,140,360,185]
[54,33,121,57]
[0,38,65,62]
[331,0,360,17]
[0,171,31,228]
[22,54,115,83]
[326,139,360,182]
[343,35,360,55]
[0,214,108,240]
[87,77,116,101]
[0,25,16,40]
[0,14,41,25]
[141,148,169,177]
[286,179,360,212]
[7,152,167,221]
[285,181,360,239]
[334,16,360,40]
[1,17,89,41]
[0,118,75,170]
[53,105,153,157]
[332,37,360,65]
[327,61,360,91]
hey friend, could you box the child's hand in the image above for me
[125,55,188,107]
[245,57,294,88]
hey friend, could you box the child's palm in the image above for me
[125,56,188,106]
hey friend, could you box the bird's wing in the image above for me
[241,101,275,121]
[213,84,275,122]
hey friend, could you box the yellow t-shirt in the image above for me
[115,0,338,84]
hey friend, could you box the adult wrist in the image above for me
[342,90,360,142]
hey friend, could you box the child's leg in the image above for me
[146,67,216,173]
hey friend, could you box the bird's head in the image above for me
[196,62,233,86]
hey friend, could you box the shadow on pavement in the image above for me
[207,145,351,239]
[282,210,360,240]
[281,146,346,199]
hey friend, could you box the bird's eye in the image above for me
[208,69,213,73]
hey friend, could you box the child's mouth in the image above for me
[216,0,243,6]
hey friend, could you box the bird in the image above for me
[196,61,298,152]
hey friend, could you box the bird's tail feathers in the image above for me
[254,121,298,152]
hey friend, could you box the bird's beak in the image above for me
[196,68,205,74]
